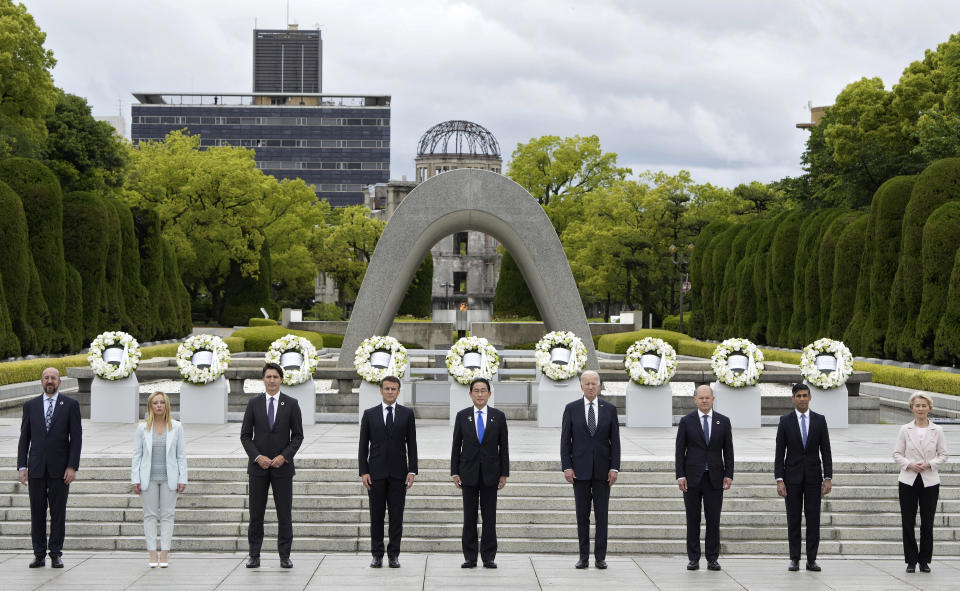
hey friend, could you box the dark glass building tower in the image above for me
[253,28,322,93]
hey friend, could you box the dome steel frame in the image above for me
[416,120,501,157]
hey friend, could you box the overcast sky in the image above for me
[21,0,960,188]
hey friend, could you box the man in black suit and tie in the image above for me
[240,363,304,569]
[775,383,832,572]
[560,370,621,570]
[18,367,82,569]
[451,377,509,569]
[676,384,733,571]
[359,375,418,568]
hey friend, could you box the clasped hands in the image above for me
[907,461,930,473]
[255,454,286,470]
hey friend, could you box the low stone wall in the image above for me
[290,320,455,349]
[470,321,634,346]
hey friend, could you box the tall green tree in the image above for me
[315,205,384,310]
[43,91,127,191]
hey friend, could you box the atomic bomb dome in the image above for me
[415,120,502,182]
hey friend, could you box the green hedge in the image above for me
[220,240,277,327]
[827,213,868,339]
[935,247,960,362]
[688,222,728,338]
[769,212,804,346]
[318,333,344,348]
[64,191,109,342]
[596,329,689,354]
[493,251,540,319]
[230,326,324,351]
[915,201,960,363]
[63,264,83,351]
[249,318,278,327]
[112,200,153,339]
[0,277,19,357]
[398,253,433,317]
[100,194,129,331]
[0,180,38,352]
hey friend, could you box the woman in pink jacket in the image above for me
[893,392,948,574]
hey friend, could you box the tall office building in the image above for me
[253,26,322,93]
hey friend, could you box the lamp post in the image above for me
[669,243,694,333]
[440,281,454,310]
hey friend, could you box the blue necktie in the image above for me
[800,413,808,448]
[268,396,275,430]
[702,414,710,445]
[477,410,484,443]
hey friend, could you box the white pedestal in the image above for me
[283,379,316,425]
[178,377,229,424]
[91,375,140,423]
[711,382,761,429]
[807,382,849,429]
[535,377,580,428]
[626,382,672,428]
[359,378,408,423]
[450,382,494,425]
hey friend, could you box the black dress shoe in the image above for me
[906,564,916,573]
[483,561,497,569]
[461,560,477,568]
[29,556,44,568]
[686,560,699,570]
[245,556,260,568]
[575,559,588,569]
[805,561,821,572]
[788,559,800,571]
[370,556,383,568]
[707,560,722,571]
[50,556,63,569]
[919,563,931,573]
[595,560,607,569]
[280,557,293,569]
[388,557,400,568]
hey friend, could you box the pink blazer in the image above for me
[893,420,948,487]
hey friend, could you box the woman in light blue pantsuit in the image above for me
[131,392,187,567]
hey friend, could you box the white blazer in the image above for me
[131,420,188,491]
[893,420,948,487]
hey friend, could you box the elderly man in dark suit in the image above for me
[359,375,418,568]
[775,383,832,572]
[451,377,509,569]
[560,370,621,570]
[676,384,734,571]
[18,367,82,569]
[240,362,304,569]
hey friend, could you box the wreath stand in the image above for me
[626,382,672,428]
[357,361,410,422]
[449,380,494,425]
[284,379,317,425]
[91,374,140,423]
[178,377,229,424]
[535,374,578,428]
[712,382,761,429]
[806,383,849,428]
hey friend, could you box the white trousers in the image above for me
[141,481,178,551]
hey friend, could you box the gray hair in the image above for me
[908,391,934,410]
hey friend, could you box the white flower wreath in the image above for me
[265,334,320,386]
[800,338,853,389]
[445,336,500,386]
[354,335,409,384]
[534,330,588,381]
[176,334,231,385]
[624,337,677,386]
[711,337,765,388]
[88,331,141,380]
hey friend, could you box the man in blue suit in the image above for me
[560,370,620,570]
[676,384,733,571]
[18,368,82,569]
[775,383,832,572]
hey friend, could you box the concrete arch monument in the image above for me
[339,168,598,369]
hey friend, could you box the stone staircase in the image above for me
[2,457,958,556]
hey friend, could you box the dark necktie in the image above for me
[477,409,485,443]
[268,396,275,430]
[45,398,54,431]
[702,414,711,445]
[588,402,596,436]
[386,406,394,431]
[801,413,808,448]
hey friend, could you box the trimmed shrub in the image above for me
[842,206,876,353]
[163,239,192,336]
[398,253,433,317]
[662,314,687,334]
[817,211,857,337]
[688,222,728,338]
[710,224,744,339]
[307,302,342,321]
[318,333,344,348]
[230,325,324,351]
[676,338,716,359]
[249,318,278,327]
[896,158,960,360]
[885,265,909,360]
[0,180,39,352]
[935,246,960,363]
[0,158,69,351]
[802,209,843,343]
[133,207,174,339]
[100,194,129,331]
[752,215,784,343]
[768,211,804,346]
[915,202,960,363]
[111,200,153,339]
[788,210,833,347]
[0,272,20,357]
[596,329,688,354]
[493,251,540,319]
[63,264,83,351]
[863,176,915,357]
[220,239,277,328]
[826,213,868,339]
[63,191,109,342]
[25,263,54,353]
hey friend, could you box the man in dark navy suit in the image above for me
[675,384,734,571]
[451,377,509,569]
[359,375,418,568]
[560,370,621,570]
[18,367,82,569]
[240,363,304,569]
[775,383,832,572]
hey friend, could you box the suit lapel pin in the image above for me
[280,401,285,406]
[468,416,473,422]
[715,420,719,425]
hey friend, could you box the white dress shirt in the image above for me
[265,392,280,416]
[381,402,397,423]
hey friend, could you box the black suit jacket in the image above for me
[359,403,418,480]
[675,410,734,488]
[451,406,509,488]
[560,398,621,481]
[774,410,832,484]
[240,393,304,477]
[18,394,82,479]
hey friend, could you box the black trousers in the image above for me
[572,478,610,561]
[461,483,498,562]
[785,479,822,562]
[247,471,294,558]
[368,477,406,558]
[28,472,70,558]
[683,471,723,562]
[899,474,939,566]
